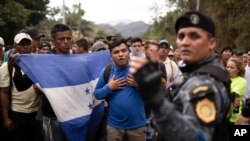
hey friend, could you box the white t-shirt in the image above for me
[163,57,181,84]
[0,62,40,113]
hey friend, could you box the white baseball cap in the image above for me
[170,45,174,50]
[14,33,32,44]
[0,37,4,46]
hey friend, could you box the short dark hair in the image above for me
[94,36,105,43]
[144,40,159,50]
[106,35,116,42]
[220,45,233,54]
[74,38,89,52]
[130,37,142,44]
[109,38,128,52]
[51,24,71,39]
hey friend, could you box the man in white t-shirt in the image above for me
[0,33,42,141]
[158,40,181,85]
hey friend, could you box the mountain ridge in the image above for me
[95,20,149,37]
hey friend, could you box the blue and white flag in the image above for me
[15,51,112,141]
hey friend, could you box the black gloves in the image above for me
[134,62,165,111]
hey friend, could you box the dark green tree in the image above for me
[0,0,49,45]
[144,0,250,52]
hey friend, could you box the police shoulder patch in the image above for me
[195,98,216,124]
[192,85,209,94]
[189,84,214,100]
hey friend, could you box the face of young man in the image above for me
[176,27,216,64]
[52,30,72,54]
[221,50,233,61]
[158,44,170,59]
[73,45,85,54]
[16,39,32,54]
[145,44,159,63]
[131,41,143,52]
[242,53,248,62]
[111,43,130,67]
[39,46,51,54]
[32,38,42,53]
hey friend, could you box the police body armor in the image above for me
[162,55,231,141]
[134,54,231,141]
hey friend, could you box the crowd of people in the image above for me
[0,10,250,141]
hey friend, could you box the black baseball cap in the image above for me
[24,28,45,39]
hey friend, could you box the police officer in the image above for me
[130,11,231,141]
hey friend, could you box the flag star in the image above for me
[85,87,90,95]
[88,103,93,109]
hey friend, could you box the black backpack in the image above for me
[7,61,14,109]
[103,64,112,84]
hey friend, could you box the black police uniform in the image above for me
[133,11,231,141]
[135,54,231,141]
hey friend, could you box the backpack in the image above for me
[7,61,14,109]
[103,64,112,84]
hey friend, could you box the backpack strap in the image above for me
[194,64,231,93]
[7,60,13,109]
[167,64,230,102]
[103,64,112,84]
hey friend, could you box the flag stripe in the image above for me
[16,51,111,88]
[15,51,111,141]
[40,79,98,122]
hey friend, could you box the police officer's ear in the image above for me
[208,35,216,50]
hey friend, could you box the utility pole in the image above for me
[62,0,66,24]
[196,0,200,11]
[78,2,81,38]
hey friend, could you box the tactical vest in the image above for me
[166,64,231,141]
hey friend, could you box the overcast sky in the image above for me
[49,0,167,24]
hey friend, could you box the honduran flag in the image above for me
[15,51,112,141]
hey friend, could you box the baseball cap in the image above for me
[159,40,170,47]
[24,28,45,39]
[0,37,4,46]
[40,41,51,49]
[14,33,32,44]
[91,41,107,52]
